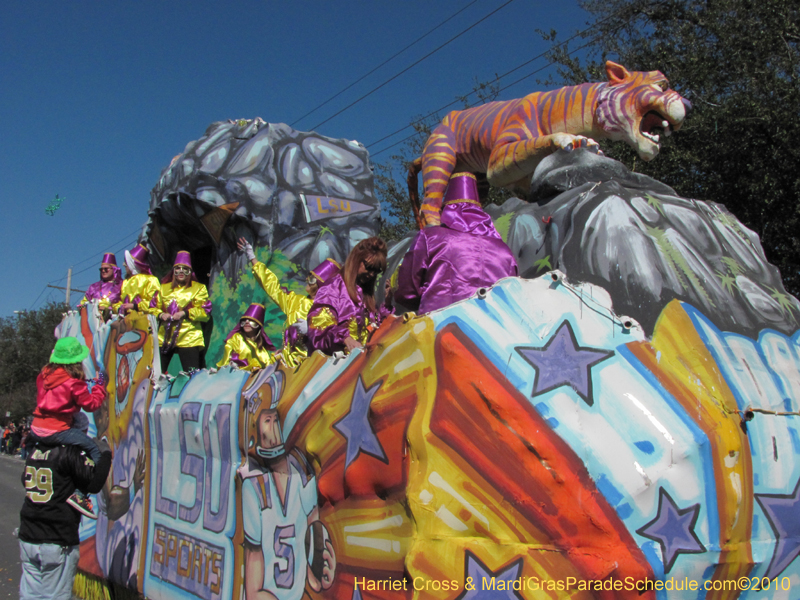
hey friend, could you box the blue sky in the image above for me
[0,0,588,318]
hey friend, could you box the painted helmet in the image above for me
[242,367,286,461]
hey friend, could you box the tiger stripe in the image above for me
[412,61,689,226]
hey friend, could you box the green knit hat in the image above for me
[50,337,90,365]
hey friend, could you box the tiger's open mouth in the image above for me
[640,111,673,144]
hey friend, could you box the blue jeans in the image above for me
[35,427,101,463]
[19,541,79,600]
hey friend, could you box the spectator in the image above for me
[19,425,30,460]
[18,439,111,600]
[2,423,13,454]
[28,337,108,518]
[9,424,22,456]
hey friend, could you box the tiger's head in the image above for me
[596,61,690,161]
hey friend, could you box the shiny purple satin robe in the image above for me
[307,274,366,355]
[307,273,391,355]
[395,203,518,313]
[81,280,122,307]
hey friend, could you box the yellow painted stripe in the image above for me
[628,301,753,598]
[425,152,456,160]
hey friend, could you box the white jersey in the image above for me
[240,453,317,600]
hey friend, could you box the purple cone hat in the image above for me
[441,172,501,240]
[161,250,198,285]
[125,243,152,274]
[442,172,481,207]
[129,243,149,265]
[174,251,192,268]
[310,258,342,284]
[101,252,122,282]
[242,303,266,327]
[225,303,275,350]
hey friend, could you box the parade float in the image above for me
[62,63,800,600]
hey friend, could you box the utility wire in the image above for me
[368,34,600,159]
[29,0,664,307]
[364,31,592,152]
[32,288,57,310]
[291,0,480,127]
[38,224,141,308]
[49,227,141,286]
[365,0,652,155]
[68,228,141,270]
[66,229,141,280]
[27,285,49,311]
[36,227,142,310]
[309,0,517,131]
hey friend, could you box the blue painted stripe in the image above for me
[617,344,721,554]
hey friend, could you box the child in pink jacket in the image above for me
[29,337,107,517]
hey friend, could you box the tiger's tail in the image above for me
[407,157,425,230]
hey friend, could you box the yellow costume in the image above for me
[309,308,372,345]
[157,281,211,348]
[114,274,161,315]
[216,333,276,371]
[252,262,313,368]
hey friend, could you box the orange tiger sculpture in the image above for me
[408,61,690,227]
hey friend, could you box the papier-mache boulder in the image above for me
[147,117,379,283]
[65,114,800,600]
[145,118,381,353]
[489,149,800,339]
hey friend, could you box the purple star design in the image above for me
[755,477,800,578]
[516,320,613,406]
[454,551,524,600]
[333,376,387,470]
[636,487,705,573]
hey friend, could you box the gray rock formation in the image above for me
[144,118,379,285]
[485,149,800,338]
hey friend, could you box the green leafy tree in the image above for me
[0,302,69,420]
[540,0,800,295]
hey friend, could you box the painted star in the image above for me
[637,487,705,574]
[755,477,800,579]
[455,551,524,600]
[333,376,387,470]
[516,320,614,406]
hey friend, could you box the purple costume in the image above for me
[82,280,122,306]
[79,253,122,310]
[395,172,518,314]
[307,273,387,355]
